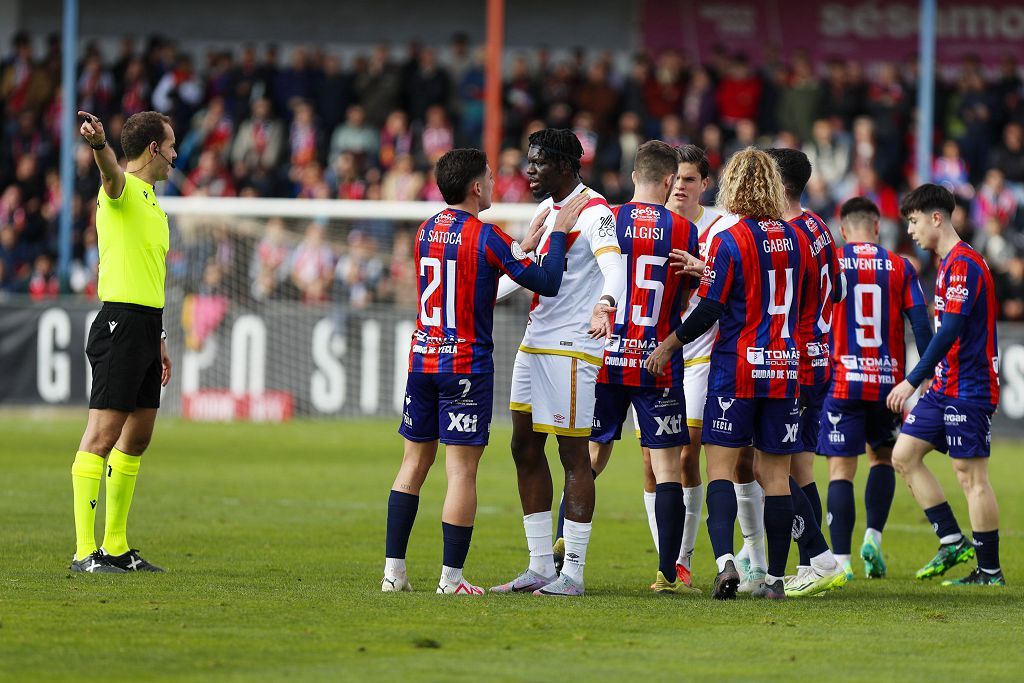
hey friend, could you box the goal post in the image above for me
[159,197,537,422]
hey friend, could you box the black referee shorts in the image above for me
[87,303,163,411]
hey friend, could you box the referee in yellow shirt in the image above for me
[70,109,176,573]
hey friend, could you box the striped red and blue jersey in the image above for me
[409,208,535,374]
[698,216,809,399]
[829,242,927,401]
[930,241,1000,405]
[598,203,699,387]
[791,210,842,386]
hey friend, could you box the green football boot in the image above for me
[860,535,887,579]
[915,537,975,580]
[941,568,1005,586]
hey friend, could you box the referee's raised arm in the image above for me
[78,110,125,200]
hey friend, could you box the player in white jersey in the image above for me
[490,129,625,597]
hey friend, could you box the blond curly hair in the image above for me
[716,148,787,219]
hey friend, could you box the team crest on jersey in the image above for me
[511,241,528,260]
[597,215,615,237]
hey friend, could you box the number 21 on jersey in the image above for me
[420,257,457,328]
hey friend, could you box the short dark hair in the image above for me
[527,128,584,175]
[765,148,812,200]
[840,196,880,220]
[676,143,710,179]
[435,148,488,205]
[634,140,680,185]
[121,111,171,160]
[900,183,955,218]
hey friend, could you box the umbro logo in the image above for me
[108,321,118,333]
[143,190,149,199]
[90,499,97,509]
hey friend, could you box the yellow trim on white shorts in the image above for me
[518,345,604,367]
[533,424,592,437]
[510,402,533,413]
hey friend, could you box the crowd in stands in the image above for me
[2,31,1024,319]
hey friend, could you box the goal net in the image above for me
[159,197,537,422]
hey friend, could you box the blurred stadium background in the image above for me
[2,1,1024,680]
[1,0,1023,431]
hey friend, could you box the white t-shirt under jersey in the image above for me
[681,207,738,363]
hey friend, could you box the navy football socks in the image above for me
[764,494,794,577]
[973,529,1000,572]
[705,479,738,559]
[385,490,420,559]
[865,463,896,533]
[441,522,474,569]
[655,482,685,579]
[924,501,962,542]
[827,479,855,556]
[790,477,829,559]
[798,482,823,565]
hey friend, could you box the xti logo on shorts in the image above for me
[654,415,683,436]
[447,413,478,433]
[783,422,799,443]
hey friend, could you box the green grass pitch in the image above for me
[1,415,1022,681]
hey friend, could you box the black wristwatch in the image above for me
[89,140,107,150]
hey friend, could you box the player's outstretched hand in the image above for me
[670,249,704,277]
[552,194,589,234]
[160,339,172,387]
[520,208,551,253]
[588,303,615,339]
[886,379,914,414]
[78,111,105,146]
[645,335,682,376]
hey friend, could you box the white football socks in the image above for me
[439,564,463,588]
[524,511,556,577]
[643,490,659,552]
[678,484,704,568]
[865,527,882,546]
[715,552,735,573]
[734,480,767,570]
[384,557,406,576]
[561,519,592,583]
[810,550,838,572]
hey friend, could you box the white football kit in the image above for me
[680,207,737,428]
[504,183,622,436]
